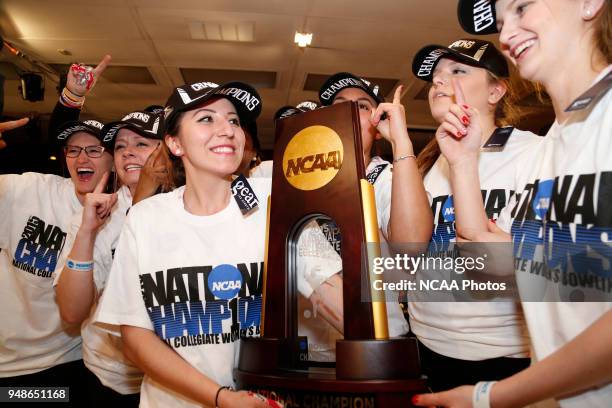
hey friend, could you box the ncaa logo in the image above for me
[532,179,554,221]
[207,264,243,300]
[442,196,455,223]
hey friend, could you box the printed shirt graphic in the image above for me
[367,156,393,239]
[54,186,141,394]
[96,179,271,408]
[495,67,612,408]
[0,172,83,376]
[408,128,540,361]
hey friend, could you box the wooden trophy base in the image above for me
[235,337,427,407]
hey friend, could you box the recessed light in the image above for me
[49,155,57,161]
[294,32,313,48]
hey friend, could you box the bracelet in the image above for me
[215,385,231,408]
[473,381,497,408]
[65,258,93,272]
[393,154,416,163]
[59,87,85,108]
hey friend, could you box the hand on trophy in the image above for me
[217,389,284,407]
[412,385,474,407]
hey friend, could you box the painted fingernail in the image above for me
[462,116,469,125]
[412,395,420,405]
[490,218,497,224]
[462,104,469,109]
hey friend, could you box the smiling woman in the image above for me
[413,0,612,407]
[0,115,112,406]
[93,81,282,408]
[408,37,540,394]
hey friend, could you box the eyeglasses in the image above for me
[64,145,106,158]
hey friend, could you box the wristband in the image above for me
[66,258,93,272]
[215,385,231,408]
[473,381,497,408]
[393,154,416,163]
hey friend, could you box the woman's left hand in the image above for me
[370,85,414,155]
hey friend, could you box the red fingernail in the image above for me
[412,395,420,405]
[462,116,469,125]
[490,218,496,224]
[462,104,469,109]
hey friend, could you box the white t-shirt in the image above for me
[249,160,273,178]
[496,67,612,407]
[95,179,271,408]
[0,172,82,377]
[409,128,541,360]
[367,156,392,238]
[54,185,141,394]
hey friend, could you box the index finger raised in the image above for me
[452,78,467,107]
[93,54,112,76]
[94,171,110,194]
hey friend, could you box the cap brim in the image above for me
[318,72,383,106]
[412,44,503,81]
[100,121,161,149]
[171,82,262,125]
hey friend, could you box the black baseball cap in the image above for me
[457,0,498,35]
[143,104,165,115]
[274,100,320,121]
[318,72,384,106]
[100,111,163,150]
[163,81,262,128]
[412,39,509,82]
[56,119,104,145]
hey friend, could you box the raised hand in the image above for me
[80,172,117,234]
[370,85,414,155]
[435,79,482,167]
[66,54,112,98]
[132,142,174,205]
[0,117,29,150]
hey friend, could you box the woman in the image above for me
[55,109,167,406]
[318,72,432,244]
[409,38,540,392]
[0,116,112,405]
[95,81,278,407]
[415,1,612,407]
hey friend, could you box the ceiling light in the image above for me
[49,155,57,161]
[294,32,313,48]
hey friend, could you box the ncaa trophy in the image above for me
[234,101,425,407]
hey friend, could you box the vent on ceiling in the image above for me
[181,68,275,89]
[49,64,156,85]
[189,21,254,42]
[303,74,399,98]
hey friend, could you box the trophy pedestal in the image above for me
[235,337,427,408]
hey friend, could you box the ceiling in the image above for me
[0,0,553,150]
